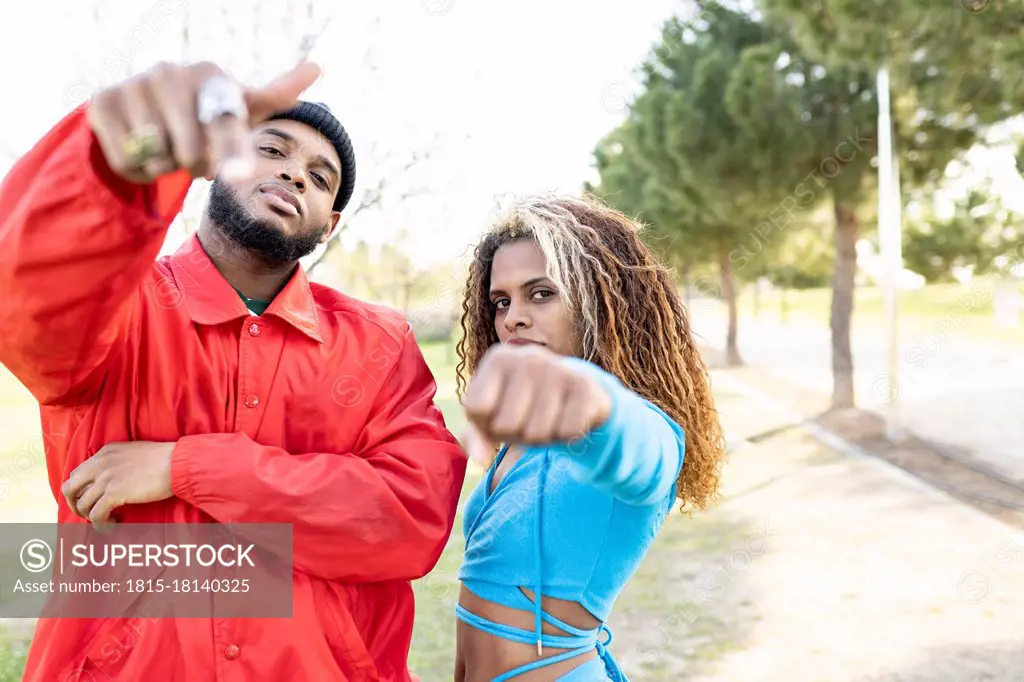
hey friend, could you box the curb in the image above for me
[712,371,1013,531]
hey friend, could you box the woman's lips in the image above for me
[507,338,543,346]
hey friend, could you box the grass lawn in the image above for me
[0,630,29,682]
[739,279,1024,342]
[0,341,757,680]
[0,369,53,524]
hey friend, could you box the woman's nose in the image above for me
[503,303,530,331]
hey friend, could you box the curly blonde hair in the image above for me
[455,193,727,513]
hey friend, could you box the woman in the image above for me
[453,194,727,681]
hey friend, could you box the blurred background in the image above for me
[1,1,1023,680]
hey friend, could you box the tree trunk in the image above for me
[719,246,743,366]
[830,201,859,409]
[402,281,413,312]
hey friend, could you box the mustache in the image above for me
[206,179,329,265]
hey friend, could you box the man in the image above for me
[0,59,467,681]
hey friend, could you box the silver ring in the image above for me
[196,76,248,125]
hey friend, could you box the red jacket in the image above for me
[0,105,467,681]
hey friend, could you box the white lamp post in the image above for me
[876,63,905,441]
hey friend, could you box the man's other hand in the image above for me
[62,442,175,526]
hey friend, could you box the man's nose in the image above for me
[277,166,305,192]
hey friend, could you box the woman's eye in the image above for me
[531,290,554,300]
[260,146,283,157]
[493,299,509,310]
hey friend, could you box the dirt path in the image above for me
[642,372,1024,682]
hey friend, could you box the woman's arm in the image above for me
[462,345,685,506]
[547,357,686,506]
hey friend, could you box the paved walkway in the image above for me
[676,371,1024,681]
[688,303,1024,484]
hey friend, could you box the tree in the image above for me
[903,185,1024,283]
[721,19,878,407]
[587,121,709,307]
[720,0,1021,407]
[761,0,1024,114]
[591,4,802,366]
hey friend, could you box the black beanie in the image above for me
[267,101,356,213]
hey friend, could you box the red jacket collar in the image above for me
[169,234,324,343]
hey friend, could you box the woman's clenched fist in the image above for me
[461,344,612,463]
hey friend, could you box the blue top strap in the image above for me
[454,604,628,681]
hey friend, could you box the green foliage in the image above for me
[615,0,1024,280]
[316,233,467,342]
[759,0,1022,102]
[759,0,1024,187]
[590,1,902,277]
[903,187,1024,283]
[723,18,879,207]
[408,303,460,344]
[762,217,836,289]
[587,0,1022,391]
[0,629,30,682]
[591,2,808,279]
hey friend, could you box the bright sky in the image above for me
[1,0,1020,272]
[0,0,676,269]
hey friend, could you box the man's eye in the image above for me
[260,146,283,156]
[311,173,328,188]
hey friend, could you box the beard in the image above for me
[206,180,330,266]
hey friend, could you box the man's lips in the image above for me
[259,185,301,216]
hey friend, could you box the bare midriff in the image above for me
[455,584,602,682]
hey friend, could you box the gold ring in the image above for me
[122,124,166,168]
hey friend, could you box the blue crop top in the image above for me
[456,357,686,680]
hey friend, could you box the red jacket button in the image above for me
[223,644,240,660]
[244,394,259,409]
[248,323,261,337]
